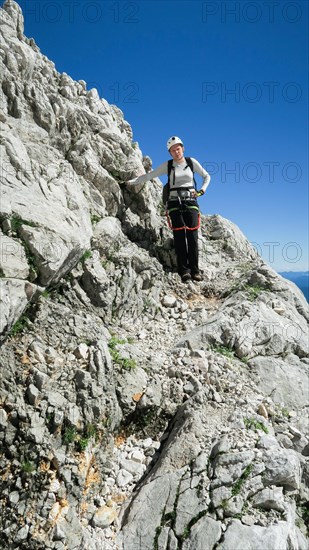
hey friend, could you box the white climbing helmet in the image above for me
[167,136,183,151]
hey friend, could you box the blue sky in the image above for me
[13,0,309,271]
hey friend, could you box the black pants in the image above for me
[168,202,200,276]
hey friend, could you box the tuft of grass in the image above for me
[244,417,268,434]
[10,313,29,336]
[243,284,268,301]
[281,407,289,418]
[231,464,253,496]
[63,423,101,452]
[80,249,92,264]
[90,214,101,226]
[11,215,37,232]
[62,426,76,445]
[210,344,236,359]
[77,438,89,451]
[21,461,36,474]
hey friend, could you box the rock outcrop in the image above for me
[0,2,308,549]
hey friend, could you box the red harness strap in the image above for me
[166,211,200,231]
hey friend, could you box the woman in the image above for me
[127,136,211,283]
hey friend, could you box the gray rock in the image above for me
[0,408,8,429]
[218,519,300,550]
[117,471,183,549]
[26,383,40,405]
[92,506,117,529]
[249,356,309,410]
[1,3,308,549]
[252,486,285,512]
[182,515,222,549]
[0,278,38,339]
[0,233,30,278]
[15,524,29,542]
[263,448,301,490]
[116,366,148,414]
[162,295,177,308]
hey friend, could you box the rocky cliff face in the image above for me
[0,2,308,549]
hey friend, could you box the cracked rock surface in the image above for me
[0,2,308,549]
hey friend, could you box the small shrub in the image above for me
[108,337,136,370]
[77,438,89,451]
[63,426,76,445]
[75,423,100,451]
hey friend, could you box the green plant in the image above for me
[80,249,92,264]
[153,525,163,550]
[63,426,76,445]
[21,461,36,474]
[297,505,309,530]
[101,259,109,269]
[142,297,153,312]
[108,336,126,349]
[10,313,29,336]
[108,337,136,371]
[243,284,267,301]
[19,240,37,279]
[10,215,37,232]
[231,463,253,496]
[77,438,89,451]
[75,423,100,451]
[244,417,269,434]
[90,214,101,226]
[210,344,236,359]
[121,357,136,370]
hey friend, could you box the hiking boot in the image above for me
[192,273,203,282]
[181,273,191,283]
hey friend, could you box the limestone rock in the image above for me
[0,2,308,549]
[0,278,38,339]
[218,519,304,550]
[0,233,30,279]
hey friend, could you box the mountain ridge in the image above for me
[0,2,308,549]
